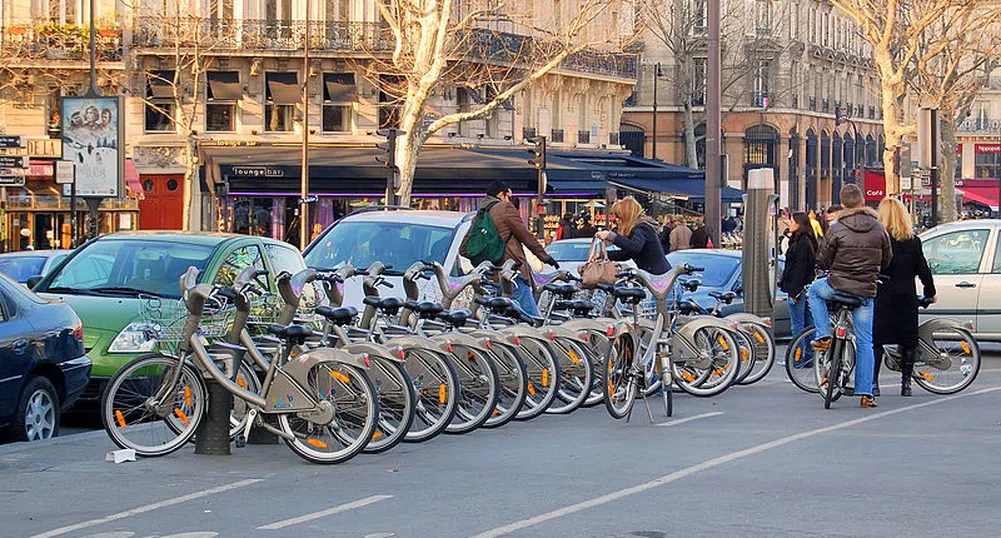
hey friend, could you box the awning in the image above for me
[124,159,143,200]
[207,71,242,101]
[266,73,301,105]
[959,186,995,209]
[324,73,356,102]
[610,177,745,202]
[147,72,173,98]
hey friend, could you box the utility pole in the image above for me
[704,0,722,244]
[527,136,547,240]
[299,0,311,249]
[376,128,402,206]
[652,63,661,161]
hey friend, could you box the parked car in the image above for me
[666,249,791,338]
[0,272,89,441]
[918,219,1001,340]
[32,232,309,409]
[545,238,633,276]
[0,250,71,284]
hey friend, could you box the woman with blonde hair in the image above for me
[595,196,670,275]
[873,197,936,396]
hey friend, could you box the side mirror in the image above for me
[26,275,43,289]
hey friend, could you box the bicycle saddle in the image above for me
[830,293,861,308]
[363,296,405,316]
[267,324,314,345]
[680,279,702,292]
[709,291,738,304]
[505,305,545,328]
[438,309,472,328]
[612,286,646,304]
[315,305,358,326]
[405,300,444,320]
[554,300,595,315]
[474,296,515,311]
[543,283,578,299]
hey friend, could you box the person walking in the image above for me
[690,219,711,249]
[669,216,692,251]
[595,196,670,275]
[555,213,578,241]
[577,214,597,239]
[778,212,818,367]
[659,215,673,253]
[873,198,936,397]
[825,205,842,226]
[808,210,825,237]
[808,184,892,408]
[460,181,559,317]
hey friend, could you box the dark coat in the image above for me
[659,225,672,252]
[779,233,816,299]
[874,236,936,346]
[578,224,597,239]
[816,206,892,298]
[690,227,710,249]
[608,221,671,275]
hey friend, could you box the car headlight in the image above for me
[108,322,158,353]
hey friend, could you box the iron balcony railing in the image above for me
[550,129,565,143]
[958,118,1001,134]
[0,24,122,61]
[578,130,591,144]
[522,127,538,141]
[609,132,619,145]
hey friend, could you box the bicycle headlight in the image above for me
[108,321,158,353]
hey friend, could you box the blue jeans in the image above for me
[808,277,875,397]
[511,276,540,317]
[788,291,814,368]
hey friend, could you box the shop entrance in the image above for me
[138,174,184,230]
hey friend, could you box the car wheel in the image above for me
[14,377,60,442]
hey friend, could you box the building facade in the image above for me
[955,75,1001,183]
[622,0,885,210]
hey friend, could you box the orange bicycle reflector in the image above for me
[754,331,765,344]
[794,348,802,362]
[330,371,351,384]
[568,349,582,365]
[920,371,935,382]
[173,408,190,425]
[372,431,383,440]
[115,410,126,429]
[183,386,192,407]
[438,384,447,404]
[527,382,537,396]
[306,438,328,449]
[236,377,248,389]
[541,369,550,387]
[960,341,971,354]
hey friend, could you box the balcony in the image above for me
[550,129,565,143]
[578,130,591,144]
[791,92,798,109]
[0,24,122,62]
[522,127,537,141]
[958,118,1001,134]
[751,91,770,108]
[868,106,875,119]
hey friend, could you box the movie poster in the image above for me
[61,97,121,197]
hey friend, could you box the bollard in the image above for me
[742,168,780,319]
[194,380,233,455]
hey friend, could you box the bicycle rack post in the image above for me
[742,169,779,319]
[195,381,233,456]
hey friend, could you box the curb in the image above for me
[0,428,107,457]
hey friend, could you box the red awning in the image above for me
[125,159,143,200]
[961,185,998,210]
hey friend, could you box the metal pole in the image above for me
[299,0,311,249]
[87,0,98,97]
[704,0,722,245]
[70,179,76,246]
[536,136,547,240]
[652,63,658,161]
[386,128,397,206]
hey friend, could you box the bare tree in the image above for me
[830,0,987,195]
[365,0,635,205]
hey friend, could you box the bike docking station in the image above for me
[742,168,780,320]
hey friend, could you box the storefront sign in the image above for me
[231,165,286,178]
[864,169,885,201]
[29,162,53,177]
[55,161,75,184]
[976,144,1001,154]
[1,137,62,158]
[0,174,26,187]
[0,156,28,168]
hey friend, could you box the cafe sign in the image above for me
[1,137,62,159]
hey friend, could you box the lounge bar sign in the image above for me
[231,165,286,178]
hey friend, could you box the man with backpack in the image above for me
[460,181,559,317]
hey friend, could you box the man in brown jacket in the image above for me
[669,217,692,251]
[460,181,559,317]
[808,183,892,408]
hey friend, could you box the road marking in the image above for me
[257,495,394,530]
[469,386,1001,538]
[656,411,723,427]
[30,479,263,538]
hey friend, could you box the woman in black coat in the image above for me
[595,196,670,275]
[778,212,817,368]
[874,198,936,397]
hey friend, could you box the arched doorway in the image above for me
[833,132,843,203]
[789,128,801,209]
[744,124,779,188]
[821,130,831,205]
[806,129,818,209]
[866,134,877,166]
[843,132,856,185]
[694,122,707,169]
[619,123,645,157]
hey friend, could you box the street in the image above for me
[2,350,999,538]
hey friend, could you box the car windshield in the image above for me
[305,221,455,273]
[546,241,619,261]
[41,239,215,299]
[665,252,740,288]
[0,256,47,283]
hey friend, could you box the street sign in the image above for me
[0,156,28,169]
[0,175,26,187]
[900,176,912,191]
[55,161,75,184]
[0,135,22,149]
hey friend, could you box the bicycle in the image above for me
[815,293,862,409]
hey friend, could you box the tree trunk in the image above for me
[182,142,194,231]
[683,99,698,168]
[394,105,427,207]
[939,112,958,223]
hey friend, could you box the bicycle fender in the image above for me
[559,318,617,336]
[467,329,518,351]
[917,319,973,351]
[726,312,772,326]
[382,335,444,354]
[265,348,368,413]
[672,316,738,365]
[497,325,551,342]
[545,325,589,346]
[430,331,490,352]
[342,342,405,364]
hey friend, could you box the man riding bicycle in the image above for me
[809,184,892,408]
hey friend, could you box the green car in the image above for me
[32,231,308,409]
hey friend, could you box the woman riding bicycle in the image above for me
[594,197,670,275]
[873,198,936,397]
[778,211,818,367]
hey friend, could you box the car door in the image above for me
[974,229,1001,336]
[0,288,36,419]
[920,227,991,329]
[211,243,267,289]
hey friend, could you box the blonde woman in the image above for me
[594,196,670,275]
[873,197,936,397]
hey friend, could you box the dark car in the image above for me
[0,250,71,284]
[0,273,89,441]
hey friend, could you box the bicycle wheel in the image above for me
[913,328,981,394]
[230,361,262,439]
[102,353,206,457]
[445,345,500,434]
[364,359,415,454]
[672,327,740,397]
[736,322,776,385]
[514,336,561,421]
[603,332,637,419]
[785,327,819,393]
[733,330,757,385]
[278,362,378,464]
[483,343,528,428]
[547,337,594,415]
[403,348,459,443]
[581,329,611,408]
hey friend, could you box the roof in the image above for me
[0,249,71,259]
[342,210,470,227]
[920,219,1001,236]
[97,231,250,247]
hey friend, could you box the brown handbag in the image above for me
[578,238,618,289]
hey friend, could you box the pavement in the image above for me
[2,354,1000,538]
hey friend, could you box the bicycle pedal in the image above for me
[235,434,247,448]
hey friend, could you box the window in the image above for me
[752,59,771,106]
[975,150,1001,180]
[755,0,771,35]
[265,72,299,132]
[322,73,355,132]
[692,58,707,105]
[691,0,707,35]
[379,76,403,129]
[789,3,799,40]
[924,229,988,275]
[145,71,175,132]
[0,257,47,284]
[991,234,1001,273]
[206,71,241,132]
[214,245,266,288]
[46,0,79,24]
[304,222,456,272]
[823,12,829,47]
[265,243,307,275]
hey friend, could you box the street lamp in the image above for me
[835,104,860,188]
[652,62,663,161]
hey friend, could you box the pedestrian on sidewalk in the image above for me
[595,196,670,275]
[577,214,597,239]
[669,216,692,251]
[778,211,817,368]
[873,197,936,397]
[659,215,673,252]
[555,213,578,241]
[690,219,711,249]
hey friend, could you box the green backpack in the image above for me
[464,201,509,265]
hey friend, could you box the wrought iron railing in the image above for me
[0,24,122,61]
[578,130,591,144]
[822,99,830,113]
[522,127,537,141]
[550,129,565,143]
[809,96,817,111]
[609,132,619,145]
[958,118,1001,133]
[751,91,770,107]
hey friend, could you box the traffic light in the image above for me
[374,128,406,205]
[526,136,546,170]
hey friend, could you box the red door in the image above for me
[138,174,184,230]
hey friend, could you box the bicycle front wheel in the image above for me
[483,343,528,428]
[445,345,500,434]
[102,353,206,457]
[736,322,776,385]
[785,328,819,393]
[672,327,740,397]
[603,332,637,419]
[514,336,561,421]
[364,358,415,454]
[547,337,594,415]
[913,328,981,394]
[403,348,459,443]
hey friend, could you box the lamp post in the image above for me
[704,0,722,245]
[299,0,311,250]
[652,63,662,160]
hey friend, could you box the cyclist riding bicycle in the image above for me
[808,183,892,409]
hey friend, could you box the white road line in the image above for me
[30,479,263,538]
[656,411,724,427]
[257,495,394,530]
[469,386,1001,538]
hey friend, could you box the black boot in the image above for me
[900,346,915,397]
[872,345,883,397]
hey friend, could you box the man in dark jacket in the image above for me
[808,184,891,408]
[460,181,559,317]
[690,220,711,249]
[577,214,597,239]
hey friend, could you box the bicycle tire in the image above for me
[785,327,819,393]
[546,337,594,415]
[363,359,416,454]
[513,335,561,421]
[445,344,501,434]
[581,329,611,408]
[603,332,637,419]
[823,339,843,409]
[732,330,756,385]
[102,353,206,457]
[672,327,740,397]
[736,321,776,385]
[403,348,459,443]
[279,362,378,464]
[483,343,528,428]
[913,328,981,395]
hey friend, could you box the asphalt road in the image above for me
[2,354,999,538]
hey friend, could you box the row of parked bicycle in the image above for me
[99,258,777,464]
